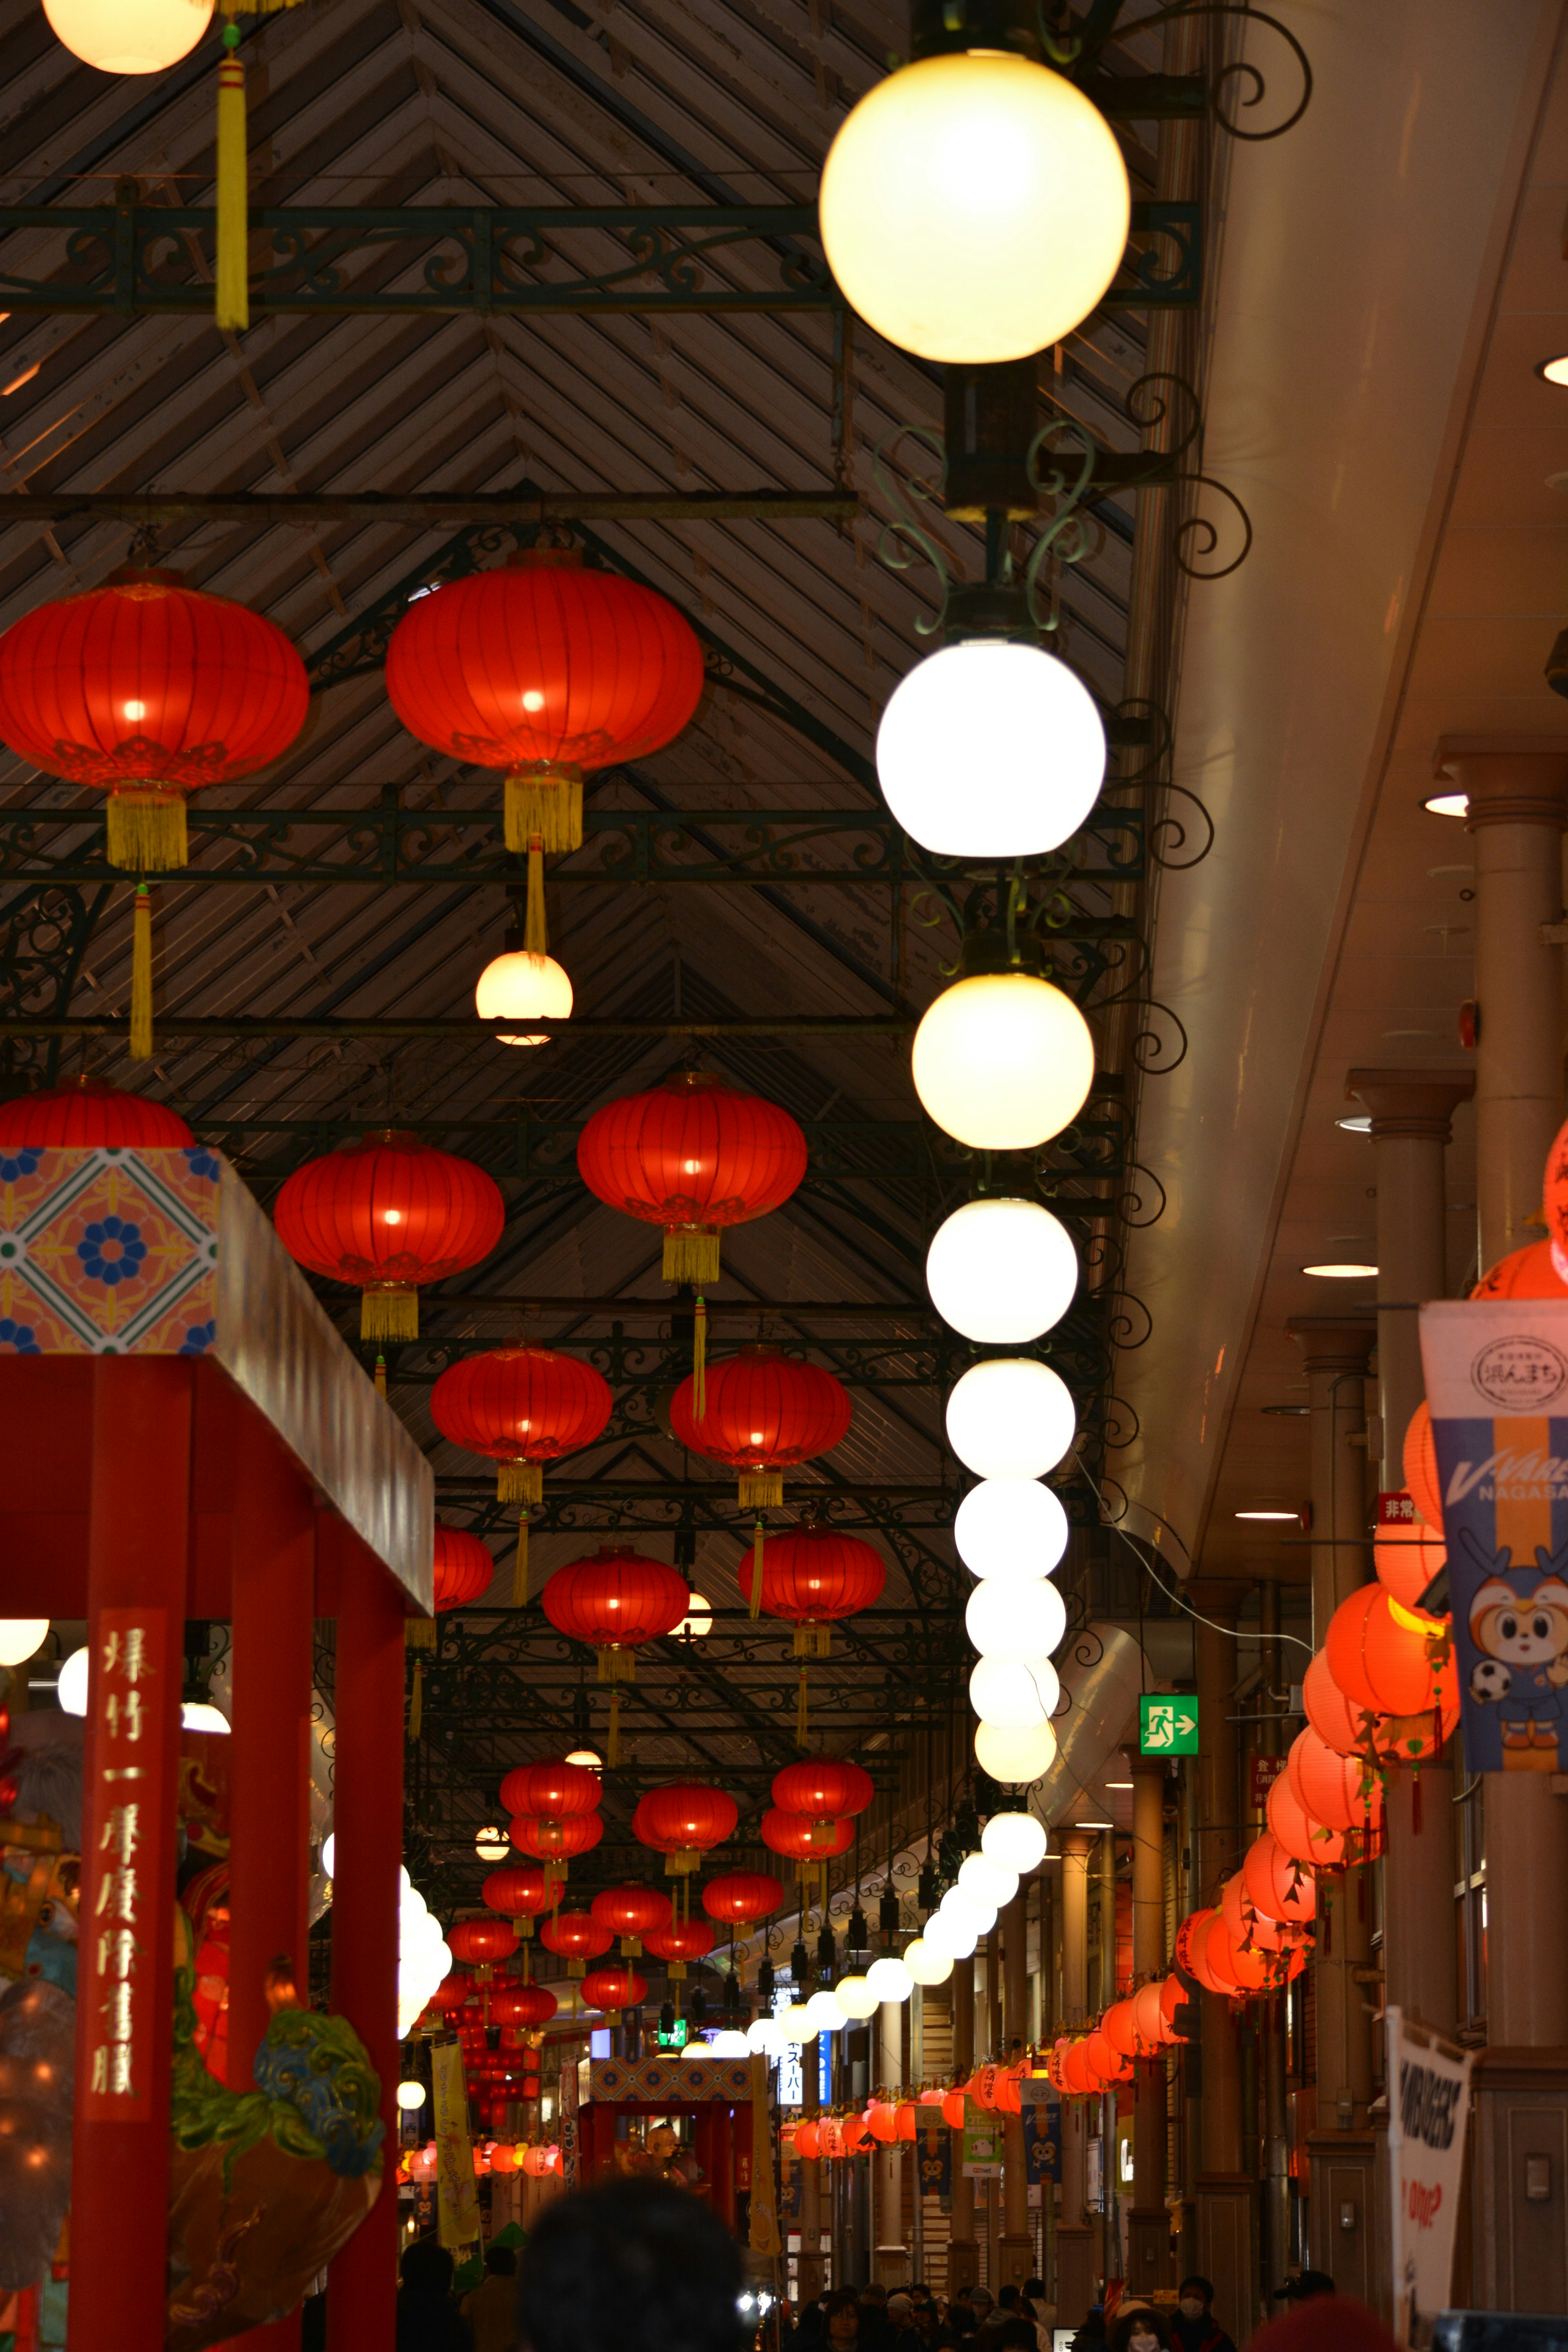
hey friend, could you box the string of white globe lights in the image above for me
[318,1834,454,2039]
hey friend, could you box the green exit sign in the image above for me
[655,2019,689,2049]
[1140,1695,1199,1755]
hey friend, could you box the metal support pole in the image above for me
[949,1958,978,2292]
[1127,1752,1171,2292]
[1188,1579,1254,2341]
[1055,1832,1097,2316]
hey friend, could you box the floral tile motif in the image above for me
[0,1147,220,1355]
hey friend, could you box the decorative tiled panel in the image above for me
[589,2057,751,2104]
[0,1146,219,1355]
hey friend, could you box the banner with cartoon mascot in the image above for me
[1419,1297,1568,1771]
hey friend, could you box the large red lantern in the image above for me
[1472,1238,1568,1298]
[1172,1908,1214,1980]
[1267,1767,1381,1871]
[1085,2029,1131,2085]
[1326,1585,1448,1718]
[275,1132,505,1340]
[542,1547,691,1682]
[431,1346,613,1503]
[1102,2000,1145,2060]
[509,1813,602,1865]
[0,567,308,871]
[581,1965,648,2016]
[744,1530,886,1656]
[669,1347,853,1507]
[499,1760,602,1821]
[1286,1728,1385,1838]
[385,549,704,856]
[642,1919,715,1981]
[576,1071,808,1286]
[633,1783,738,1876]
[760,1809,854,1860]
[590,1885,673,1957]
[540,1911,613,1978]
[1373,1495,1446,1612]
[490,1980,559,2029]
[449,1919,518,1980]
[1131,1981,1174,2050]
[432,1525,495,1613]
[702,1872,782,1932]
[483,1864,553,1924]
[0,1075,193,1149]
[771,1757,875,1820]
[1242,1830,1316,1925]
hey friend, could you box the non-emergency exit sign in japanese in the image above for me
[1140,1694,1199,1755]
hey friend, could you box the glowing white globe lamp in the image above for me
[955,1478,1069,1578]
[708,2029,751,2057]
[778,2004,815,2043]
[180,1699,230,1735]
[397,2080,428,2111]
[965,1573,1067,1660]
[926,1197,1078,1343]
[957,1852,1018,1909]
[947,1357,1076,1480]
[913,972,1094,1150]
[921,1908,978,1960]
[865,1955,914,2004]
[0,1619,48,1667]
[475,949,573,1047]
[833,1973,880,2020]
[877,640,1107,856]
[56,1645,89,1716]
[819,53,1130,363]
[45,0,214,73]
[902,1937,954,1987]
[970,1654,1060,1728]
[940,1886,997,1938]
[974,1718,1058,1783]
[982,1810,1048,1873]
[804,1989,847,2032]
[748,2016,786,2055]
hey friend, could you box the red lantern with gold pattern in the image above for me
[590,1885,673,1958]
[642,1918,715,1982]
[0,1075,193,1149]
[577,1071,808,1286]
[669,1348,853,1507]
[760,1809,855,1861]
[702,1872,784,1929]
[275,1131,505,1341]
[432,1346,613,1506]
[745,1531,886,1657]
[540,1911,612,1979]
[542,1547,691,1682]
[633,1784,738,1875]
[500,1761,602,1820]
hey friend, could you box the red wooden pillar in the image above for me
[325,1521,405,2352]
[67,1359,192,2352]
[225,1409,316,2351]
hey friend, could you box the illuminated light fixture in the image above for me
[964,1573,1066,1663]
[1234,1506,1299,1523]
[902,1936,954,1987]
[0,1619,48,1667]
[565,1748,603,1772]
[819,52,1129,364]
[1073,1819,1113,1830]
[877,640,1106,856]
[475,1825,510,1862]
[865,1954,914,2004]
[397,2081,428,2111]
[913,971,1094,1150]
[957,1852,1018,1908]
[677,1593,713,1640]
[1302,1262,1378,1278]
[1336,1115,1372,1134]
[969,1654,1061,1729]
[777,2004,815,2043]
[803,1989,847,2032]
[981,1810,1048,1873]
[707,2029,751,2056]
[1102,1781,1133,1790]
[475,949,574,1047]
[921,1908,978,1961]
[947,1356,1075,1481]
[44,0,214,71]
[56,1645,89,1716]
[180,1699,230,1736]
[954,1477,1069,1579]
[939,1886,997,1937]
[748,2015,787,2054]
[1537,354,1568,385]
[1422,791,1467,817]
[925,1195,1078,1343]
[973,1718,1058,1783]
[833,1973,880,2020]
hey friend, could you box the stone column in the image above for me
[1188,1579,1254,2341]
[949,1955,979,2293]
[999,1876,1033,2289]
[800,2019,825,2302]
[1056,1831,1098,2316]
[1127,1749,1172,2292]
[1437,739,1568,2308]
[875,1998,909,2286]
[1288,1314,1378,2302]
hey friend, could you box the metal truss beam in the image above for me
[4,1011,913,1040]
[0,490,857,527]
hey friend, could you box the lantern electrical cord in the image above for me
[1071,1451,1314,1656]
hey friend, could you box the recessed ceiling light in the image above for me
[1302,1262,1378,1278]
[1261,1405,1310,1417]
[1537,353,1568,385]
[1073,1820,1114,1831]
[1103,1780,1133,1789]
[1423,791,1467,817]
[1235,1508,1299,1522]
[1336,1114,1372,1134]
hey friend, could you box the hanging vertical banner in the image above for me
[1419,1298,1568,1769]
[1022,2094,1061,2186]
[748,2052,780,2255]
[559,2041,580,2191]
[430,2040,480,2252]
[917,2117,951,2201]
[961,2117,1003,2178]
[1386,2006,1473,2347]
[82,1608,171,2122]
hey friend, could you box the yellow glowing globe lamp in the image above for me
[912,971,1093,1149]
[475,949,573,1047]
[819,52,1129,364]
[974,1717,1058,1783]
[45,0,213,71]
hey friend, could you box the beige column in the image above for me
[949,1954,979,2293]
[1437,740,1568,2309]
[1257,1584,1291,2302]
[1189,1580,1254,2341]
[999,1875,1033,2290]
[800,2011,825,2301]
[1126,1749,1172,2292]
[1056,1831,1097,2316]
[875,1998,909,2286]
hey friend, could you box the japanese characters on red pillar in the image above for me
[83,1608,169,2118]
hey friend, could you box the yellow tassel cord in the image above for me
[407,1615,437,1653]
[408,1658,423,1740]
[692,1294,707,1420]
[748,1519,764,1619]
[129,885,154,1063]
[215,31,250,334]
[567,1958,586,1980]
[374,1353,388,1399]
[107,787,187,873]
[597,1646,636,1685]
[361,1285,418,1341]
[740,1470,784,1510]
[662,1226,721,1285]
[795,1663,809,1749]
[513,1512,529,1608]
[525,835,548,954]
[505,766,583,856]
[668,1958,688,1981]
[607,1689,622,1768]
[793,1622,832,1660]
[497,1460,544,1507]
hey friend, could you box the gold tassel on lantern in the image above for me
[129,884,154,1062]
[607,1689,622,1768]
[597,1646,636,1685]
[215,23,250,332]
[498,1459,543,1507]
[795,1662,810,1749]
[525,834,548,953]
[740,1470,784,1509]
[108,786,187,873]
[361,1284,418,1341]
[513,1512,529,1608]
[793,1622,832,1660]
[748,1519,764,1619]
[505,764,583,855]
[408,1657,423,1740]
[662,1225,721,1284]
[407,1615,437,1654]
[692,1294,707,1420]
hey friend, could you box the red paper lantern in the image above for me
[490,2143,520,2176]
[1304,1645,1454,1768]
[581,1965,648,2014]
[577,1070,808,1285]
[1058,2043,1095,2097]
[1102,1999,1145,2059]
[1159,1976,1185,2034]
[669,1347,853,1508]
[1472,1238,1568,1298]
[431,1346,613,1505]
[1286,1728,1385,1838]
[867,2100,898,2144]
[509,1813,602,1864]
[499,1760,602,1820]
[1131,1982,1172,2050]
[483,1866,553,1925]
[895,2103,918,2141]
[745,1530,886,1657]
[771,1757,875,1820]
[841,2112,870,2150]
[817,2118,845,2156]
[1303,1647,1371,1758]
[434,1525,495,1614]
[633,1783,738,1874]
[590,1885,673,1956]
[490,1981,559,2028]
[449,1919,518,1969]
[702,1871,783,1928]
[642,1920,716,1982]
[1374,1510,1446,1613]
[1326,1585,1447,1718]
[794,2121,822,2160]
[275,1132,505,1341]
[1172,1909,1215,1979]
[542,1547,691,1681]
[1085,2029,1130,2085]
[0,1075,193,1149]
[1266,1766,1377,1872]
[432,1972,470,2014]
[521,2145,554,2178]
[760,1809,854,1861]
[540,1912,613,1978]
[942,2088,967,2127]
[385,550,704,856]
[1242,1830,1316,1925]
[1403,1401,1442,1533]
[0,567,308,871]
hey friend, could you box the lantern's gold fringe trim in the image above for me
[598,1647,636,1684]
[794,1623,831,1660]
[107,787,187,873]
[130,886,154,1062]
[740,1471,784,1509]
[505,768,583,854]
[663,1227,721,1285]
[407,1617,437,1653]
[361,1285,417,1341]
[498,1460,543,1506]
